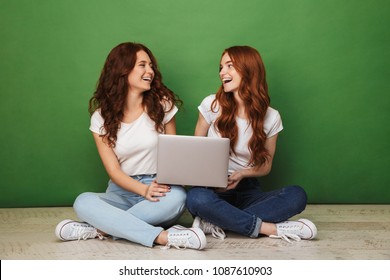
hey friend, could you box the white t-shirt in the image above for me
[90,104,178,176]
[198,94,283,174]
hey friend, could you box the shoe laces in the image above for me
[269,233,301,243]
[163,232,193,250]
[201,221,226,240]
[270,221,305,243]
[69,224,104,241]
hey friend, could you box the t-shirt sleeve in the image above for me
[162,99,178,124]
[198,94,218,124]
[89,110,106,135]
[265,108,283,138]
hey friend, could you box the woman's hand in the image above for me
[227,171,244,189]
[144,180,171,202]
[217,171,244,192]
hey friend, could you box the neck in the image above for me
[122,94,145,124]
[125,92,144,112]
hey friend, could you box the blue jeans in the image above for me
[186,178,307,238]
[73,174,186,247]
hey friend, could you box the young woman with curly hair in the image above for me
[55,42,206,250]
[186,46,317,243]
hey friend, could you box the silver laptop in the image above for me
[156,134,230,188]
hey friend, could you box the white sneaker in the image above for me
[192,216,226,240]
[55,219,104,241]
[270,218,317,243]
[164,225,207,250]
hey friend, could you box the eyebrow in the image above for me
[220,60,233,67]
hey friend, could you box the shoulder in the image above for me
[160,98,178,124]
[160,97,174,110]
[199,94,218,112]
[264,106,283,137]
[201,94,217,107]
[91,109,104,123]
[265,107,281,120]
[198,94,219,124]
[90,109,105,134]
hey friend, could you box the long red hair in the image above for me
[212,46,270,166]
[89,42,181,147]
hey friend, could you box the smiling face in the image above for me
[127,50,155,94]
[219,52,242,95]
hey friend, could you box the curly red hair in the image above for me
[212,46,270,166]
[89,42,182,147]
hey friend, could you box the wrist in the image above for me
[144,184,150,198]
[238,170,246,180]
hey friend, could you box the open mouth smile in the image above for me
[142,76,153,82]
[222,78,232,84]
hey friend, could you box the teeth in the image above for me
[223,78,232,83]
[143,77,152,81]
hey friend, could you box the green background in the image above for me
[1,0,389,207]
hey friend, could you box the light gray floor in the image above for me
[1,204,389,260]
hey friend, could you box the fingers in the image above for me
[145,182,171,202]
[147,196,160,202]
[226,180,239,190]
[151,184,171,193]
[151,188,169,197]
[152,180,171,191]
[145,190,161,202]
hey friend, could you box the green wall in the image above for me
[1,0,389,207]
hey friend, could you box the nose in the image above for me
[219,66,226,77]
[146,65,154,74]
